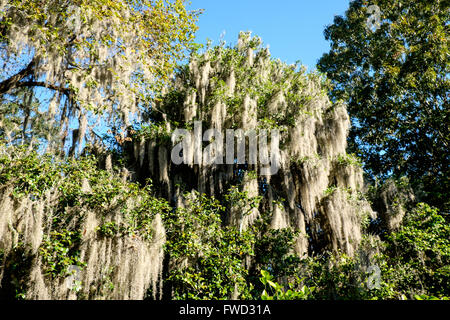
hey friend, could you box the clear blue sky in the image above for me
[188,0,350,71]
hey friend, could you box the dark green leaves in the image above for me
[318,0,449,210]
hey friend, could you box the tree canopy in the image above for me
[0,0,200,154]
[0,0,449,302]
[318,0,449,211]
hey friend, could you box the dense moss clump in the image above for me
[0,144,169,299]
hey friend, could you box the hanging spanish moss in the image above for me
[132,32,376,259]
[0,149,166,300]
[1,32,381,300]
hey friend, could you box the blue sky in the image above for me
[188,0,350,71]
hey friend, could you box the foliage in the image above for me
[224,185,262,217]
[163,191,256,300]
[0,143,170,299]
[39,230,86,279]
[336,153,363,168]
[161,179,308,300]
[413,294,449,301]
[296,203,450,300]
[1,7,448,300]
[0,0,200,153]
[146,31,324,133]
[1,142,169,238]
[318,0,449,211]
[298,252,372,300]
[382,203,450,297]
[248,223,301,298]
[96,221,120,238]
[0,87,58,146]
[259,270,314,300]
[122,184,170,241]
[0,242,34,300]
[0,143,59,198]
[1,145,448,300]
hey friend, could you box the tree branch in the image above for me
[15,81,72,97]
[0,59,36,95]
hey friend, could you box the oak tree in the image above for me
[0,0,200,154]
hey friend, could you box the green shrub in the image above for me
[39,230,86,279]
